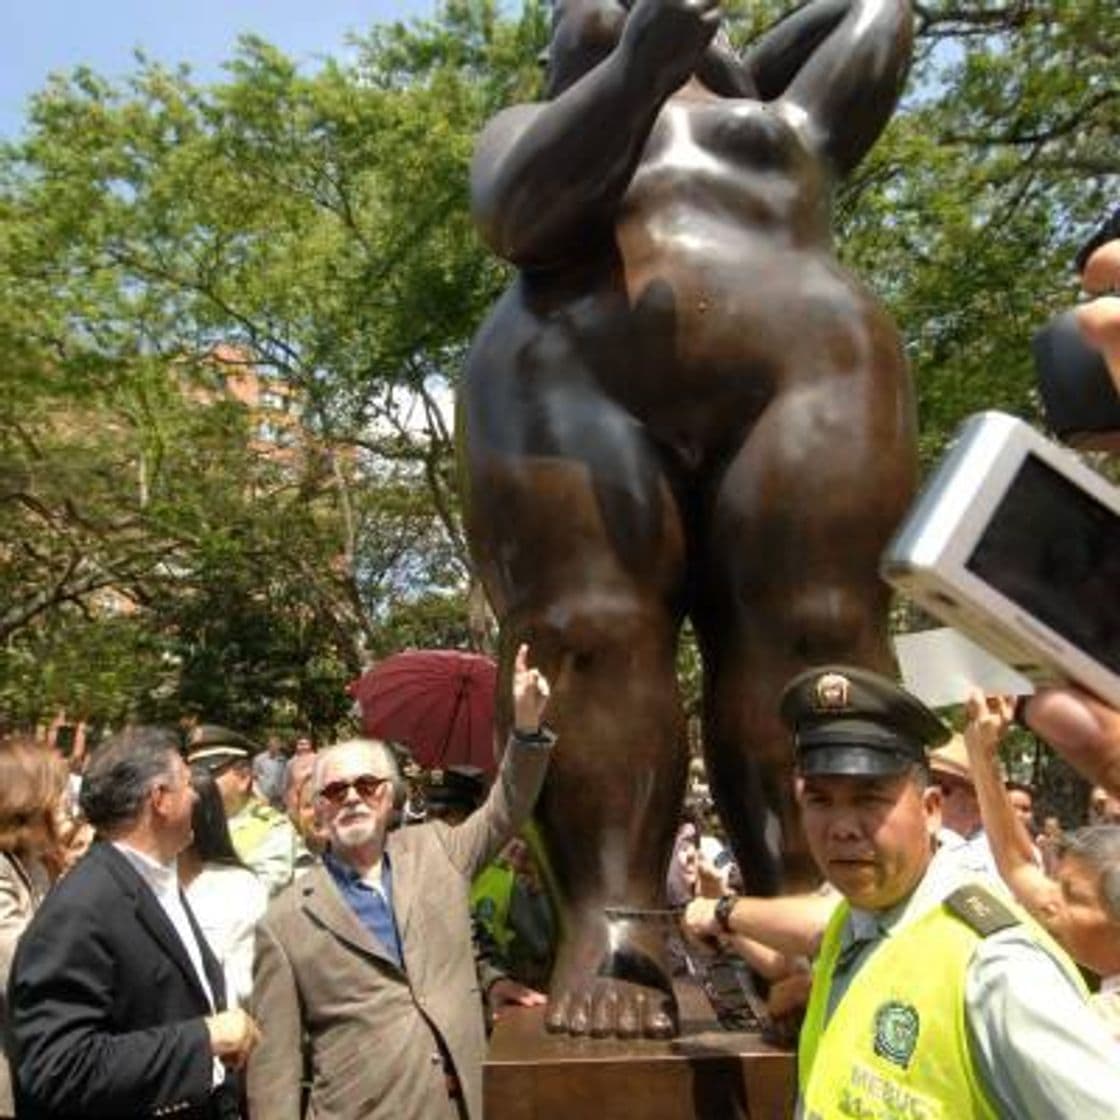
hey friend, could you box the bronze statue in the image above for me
[459,0,917,1038]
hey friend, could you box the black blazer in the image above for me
[6,841,237,1120]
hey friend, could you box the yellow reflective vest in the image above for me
[798,883,1086,1120]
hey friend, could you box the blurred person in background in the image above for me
[1037,813,1065,877]
[1005,780,1036,833]
[180,769,269,1011]
[0,737,67,1119]
[252,736,288,811]
[665,815,701,908]
[282,735,316,803]
[1089,786,1120,826]
[286,767,328,859]
[188,726,306,897]
[928,735,1001,883]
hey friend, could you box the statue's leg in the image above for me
[464,383,688,1038]
[691,360,917,896]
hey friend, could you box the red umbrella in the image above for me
[349,650,499,774]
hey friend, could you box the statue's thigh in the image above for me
[697,370,915,655]
[464,387,687,631]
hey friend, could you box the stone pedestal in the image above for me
[484,982,796,1119]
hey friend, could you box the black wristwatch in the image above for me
[714,892,739,933]
[511,724,557,749]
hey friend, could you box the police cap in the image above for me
[779,665,950,777]
[186,724,262,772]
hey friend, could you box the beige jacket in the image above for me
[247,739,551,1120]
[0,853,49,1117]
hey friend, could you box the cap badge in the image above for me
[814,672,851,710]
[873,1000,920,1069]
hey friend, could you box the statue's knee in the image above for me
[537,589,665,664]
[782,587,882,662]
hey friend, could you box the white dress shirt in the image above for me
[113,842,224,1087]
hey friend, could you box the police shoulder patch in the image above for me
[873,1000,920,1069]
[944,884,1019,937]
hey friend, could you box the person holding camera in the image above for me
[1019,211,1120,797]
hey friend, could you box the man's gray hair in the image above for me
[313,739,403,802]
[79,726,182,832]
[1058,825,1120,922]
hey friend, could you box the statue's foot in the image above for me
[544,910,678,1039]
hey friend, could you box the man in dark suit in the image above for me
[6,726,260,1119]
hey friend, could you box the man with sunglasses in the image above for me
[247,644,554,1120]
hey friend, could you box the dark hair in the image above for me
[79,726,181,832]
[1005,780,1034,799]
[187,767,245,868]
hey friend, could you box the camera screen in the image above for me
[966,453,1120,674]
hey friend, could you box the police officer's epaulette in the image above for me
[943,884,1020,937]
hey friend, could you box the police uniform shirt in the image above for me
[228,797,306,896]
[810,842,1120,1119]
[936,826,1004,889]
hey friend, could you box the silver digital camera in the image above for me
[881,411,1120,706]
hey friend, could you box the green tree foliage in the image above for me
[0,0,1116,741]
[0,1,549,734]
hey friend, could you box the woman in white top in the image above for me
[179,767,268,1011]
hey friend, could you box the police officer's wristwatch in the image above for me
[714,892,739,933]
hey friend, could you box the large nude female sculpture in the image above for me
[459,0,917,1038]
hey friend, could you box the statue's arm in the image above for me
[739,0,851,100]
[773,0,913,177]
[470,0,720,269]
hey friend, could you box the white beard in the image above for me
[331,810,380,851]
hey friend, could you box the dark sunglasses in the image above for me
[317,774,388,807]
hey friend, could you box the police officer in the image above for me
[187,725,308,896]
[781,665,1120,1119]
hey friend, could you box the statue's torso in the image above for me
[469,85,903,458]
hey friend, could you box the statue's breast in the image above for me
[623,96,826,241]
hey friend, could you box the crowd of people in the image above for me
[0,645,554,1120]
[5,636,1120,1119]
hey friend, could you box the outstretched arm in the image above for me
[740,0,850,100]
[471,0,720,268]
[775,0,913,177]
[442,645,554,878]
[962,689,1064,931]
[681,889,837,958]
[1021,685,1120,799]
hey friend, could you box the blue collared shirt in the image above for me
[323,849,405,971]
